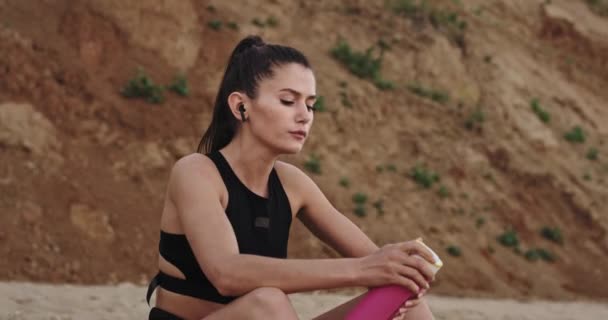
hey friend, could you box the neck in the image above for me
[220,131,278,197]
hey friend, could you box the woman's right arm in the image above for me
[170,155,433,296]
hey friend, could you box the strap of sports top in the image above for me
[146,271,237,305]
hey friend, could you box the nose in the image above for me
[297,103,313,124]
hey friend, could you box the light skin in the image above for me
[154,63,435,319]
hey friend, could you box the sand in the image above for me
[2,282,608,320]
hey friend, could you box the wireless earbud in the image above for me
[238,104,247,122]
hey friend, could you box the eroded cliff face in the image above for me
[1,0,607,300]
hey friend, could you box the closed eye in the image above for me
[281,99,316,112]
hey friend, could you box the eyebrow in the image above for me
[279,88,316,100]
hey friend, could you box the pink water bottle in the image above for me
[345,239,443,320]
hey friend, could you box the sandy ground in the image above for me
[2,282,608,320]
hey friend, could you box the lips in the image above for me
[289,130,307,138]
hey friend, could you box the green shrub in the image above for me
[564,126,586,143]
[372,200,385,215]
[208,20,222,30]
[330,39,391,90]
[313,96,326,112]
[410,164,440,188]
[352,192,368,205]
[530,98,550,123]
[497,229,519,247]
[586,0,608,17]
[464,108,485,130]
[387,0,466,46]
[304,154,321,174]
[252,18,265,27]
[583,173,592,181]
[339,177,350,188]
[536,248,556,262]
[407,82,449,104]
[587,147,599,160]
[167,74,189,97]
[540,226,563,245]
[354,206,366,216]
[476,217,485,228]
[206,5,217,12]
[446,245,462,257]
[266,16,279,27]
[437,185,450,198]
[524,249,540,262]
[339,91,353,108]
[227,22,239,30]
[354,205,366,217]
[121,69,165,104]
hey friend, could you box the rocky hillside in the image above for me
[1,0,607,300]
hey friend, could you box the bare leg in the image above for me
[312,294,434,320]
[201,287,298,320]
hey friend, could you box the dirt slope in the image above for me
[1,0,607,300]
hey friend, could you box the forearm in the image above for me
[216,255,360,296]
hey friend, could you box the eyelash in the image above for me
[281,99,316,112]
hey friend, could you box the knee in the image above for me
[248,287,296,319]
[403,298,434,320]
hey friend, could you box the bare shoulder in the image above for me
[168,153,225,200]
[274,160,313,187]
[274,160,318,212]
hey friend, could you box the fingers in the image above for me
[395,264,428,293]
[399,240,436,265]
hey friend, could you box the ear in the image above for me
[227,92,248,122]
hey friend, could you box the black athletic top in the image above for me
[146,150,293,305]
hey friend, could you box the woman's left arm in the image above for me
[284,162,379,258]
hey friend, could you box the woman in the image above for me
[146,35,436,320]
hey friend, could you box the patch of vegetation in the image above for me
[409,164,440,188]
[354,205,367,217]
[483,55,492,63]
[524,248,540,262]
[167,74,189,97]
[266,16,279,27]
[339,177,350,188]
[121,68,165,104]
[377,164,398,173]
[446,245,462,257]
[464,108,485,130]
[407,82,449,104]
[587,147,599,160]
[586,0,608,17]
[497,229,519,247]
[536,248,556,262]
[252,17,265,27]
[583,173,592,181]
[387,0,467,46]
[352,192,368,205]
[206,5,217,12]
[564,126,586,143]
[476,217,486,229]
[352,192,368,217]
[437,185,450,198]
[339,91,353,108]
[304,154,321,174]
[313,96,326,112]
[530,98,550,123]
[226,22,239,30]
[207,20,222,31]
[372,199,385,215]
[330,39,393,90]
[540,226,564,245]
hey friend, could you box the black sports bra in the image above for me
[146,150,292,305]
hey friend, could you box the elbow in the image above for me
[208,261,239,296]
